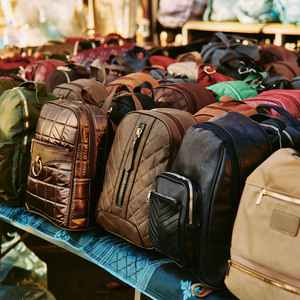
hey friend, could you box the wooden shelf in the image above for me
[182,21,300,46]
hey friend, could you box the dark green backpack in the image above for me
[0,82,57,206]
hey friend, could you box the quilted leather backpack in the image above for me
[96,108,197,248]
[26,90,115,230]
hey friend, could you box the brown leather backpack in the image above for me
[96,108,197,248]
[153,82,216,114]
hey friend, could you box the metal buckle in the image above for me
[203,65,216,75]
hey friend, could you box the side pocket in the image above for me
[149,190,183,264]
[0,142,13,194]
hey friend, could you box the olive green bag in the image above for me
[0,82,57,206]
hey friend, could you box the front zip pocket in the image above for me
[148,172,200,267]
[227,256,300,296]
[116,123,146,207]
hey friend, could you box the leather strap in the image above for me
[191,283,214,298]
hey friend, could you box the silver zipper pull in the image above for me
[256,188,267,205]
[146,190,153,203]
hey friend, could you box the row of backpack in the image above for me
[0,33,300,299]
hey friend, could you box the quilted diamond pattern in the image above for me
[96,109,197,248]
[26,99,110,230]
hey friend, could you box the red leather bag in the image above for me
[193,95,257,123]
[243,90,300,118]
[197,63,237,87]
[21,59,66,82]
[71,34,135,64]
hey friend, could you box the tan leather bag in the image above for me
[193,95,257,123]
[96,108,197,248]
[225,148,300,300]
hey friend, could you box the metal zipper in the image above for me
[163,171,195,225]
[14,88,29,153]
[256,188,300,205]
[116,123,146,207]
[260,123,294,148]
[227,260,300,295]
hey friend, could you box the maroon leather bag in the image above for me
[243,90,300,118]
[153,82,216,114]
[197,63,237,87]
[26,90,114,230]
[21,59,66,82]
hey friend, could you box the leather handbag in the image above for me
[193,95,257,123]
[197,63,237,87]
[263,60,300,81]
[225,147,300,300]
[96,108,197,248]
[153,82,216,114]
[71,34,135,64]
[169,111,272,289]
[21,59,67,82]
[45,63,90,93]
[243,89,300,118]
[26,90,115,230]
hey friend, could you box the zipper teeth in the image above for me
[230,261,300,295]
[256,188,300,205]
[164,172,194,224]
[261,123,294,147]
[221,83,242,100]
[15,88,29,152]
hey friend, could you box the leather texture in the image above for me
[21,59,66,82]
[149,172,200,267]
[26,98,112,230]
[171,111,272,289]
[153,82,216,114]
[193,95,257,123]
[225,148,300,300]
[52,78,109,103]
[96,108,197,248]
[197,63,237,87]
[45,63,90,93]
[244,89,300,118]
[105,72,159,95]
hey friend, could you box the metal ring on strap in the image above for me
[32,156,43,177]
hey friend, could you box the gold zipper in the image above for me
[256,188,300,205]
[228,260,300,295]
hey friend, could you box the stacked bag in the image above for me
[0,31,300,299]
